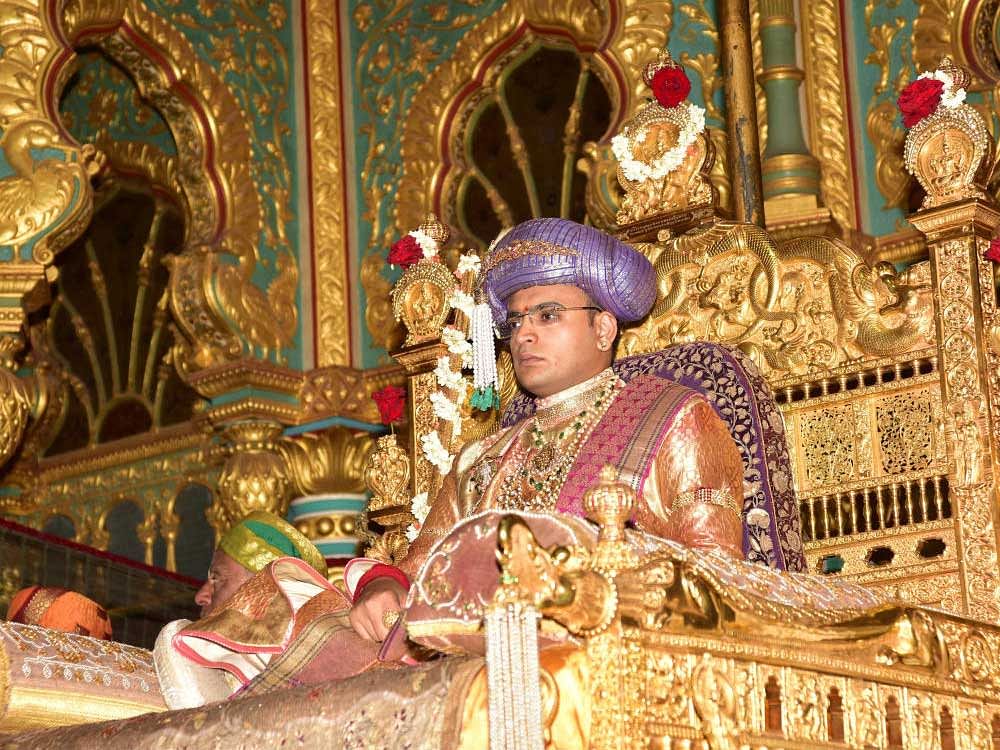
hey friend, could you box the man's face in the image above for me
[194,550,253,618]
[506,284,617,398]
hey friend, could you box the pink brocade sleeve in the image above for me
[634,397,744,558]
[398,468,464,581]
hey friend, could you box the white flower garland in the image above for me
[456,253,482,276]
[611,101,706,183]
[409,228,439,260]
[433,355,465,391]
[448,289,475,318]
[442,326,473,367]
[420,432,453,475]
[917,69,966,109]
[430,390,463,439]
[405,491,430,542]
[417,252,483,477]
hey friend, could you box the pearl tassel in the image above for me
[485,600,544,750]
[471,301,499,411]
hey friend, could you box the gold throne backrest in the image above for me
[614,220,957,609]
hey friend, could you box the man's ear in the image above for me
[595,311,618,348]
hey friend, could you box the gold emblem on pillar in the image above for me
[0,335,30,469]
[903,60,993,209]
[362,433,414,564]
[364,434,412,515]
[211,421,293,531]
[613,51,715,228]
[391,215,454,346]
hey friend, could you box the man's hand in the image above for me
[348,577,407,642]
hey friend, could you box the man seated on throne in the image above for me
[350,216,745,642]
[15,217,753,747]
[160,217,746,701]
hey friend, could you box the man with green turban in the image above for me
[194,511,327,617]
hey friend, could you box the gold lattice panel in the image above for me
[783,375,947,501]
[875,390,941,476]
[796,404,862,492]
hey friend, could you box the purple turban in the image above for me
[482,218,656,324]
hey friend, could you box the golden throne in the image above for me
[352,51,1000,747]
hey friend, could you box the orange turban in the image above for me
[6,586,113,641]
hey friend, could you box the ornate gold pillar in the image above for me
[905,62,1000,620]
[360,214,467,561]
[281,426,377,571]
[719,0,764,226]
[209,421,293,534]
[910,200,1000,621]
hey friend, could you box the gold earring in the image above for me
[599,341,608,351]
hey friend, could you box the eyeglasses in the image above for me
[495,303,601,340]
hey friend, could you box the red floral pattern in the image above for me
[897,77,943,128]
[372,385,406,425]
[388,235,422,268]
[650,66,691,109]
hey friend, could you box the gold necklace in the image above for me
[497,374,622,512]
[533,368,617,431]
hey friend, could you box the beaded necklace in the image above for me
[496,369,621,512]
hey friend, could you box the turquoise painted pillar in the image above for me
[758,0,823,220]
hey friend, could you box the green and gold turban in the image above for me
[218,511,328,578]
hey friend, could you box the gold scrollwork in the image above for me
[867,100,913,210]
[0,334,30,469]
[912,0,961,84]
[0,0,105,325]
[800,0,858,229]
[279,427,375,496]
[620,221,934,377]
[98,2,297,373]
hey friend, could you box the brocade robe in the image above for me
[400,369,744,583]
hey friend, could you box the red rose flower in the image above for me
[388,235,423,268]
[650,66,691,109]
[986,238,1000,264]
[897,77,944,128]
[372,385,406,425]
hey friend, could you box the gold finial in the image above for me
[584,465,635,539]
[936,56,970,91]
[583,465,639,571]
[641,48,682,88]
[418,213,449,246]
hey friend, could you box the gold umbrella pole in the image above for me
[719,0,765,226]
